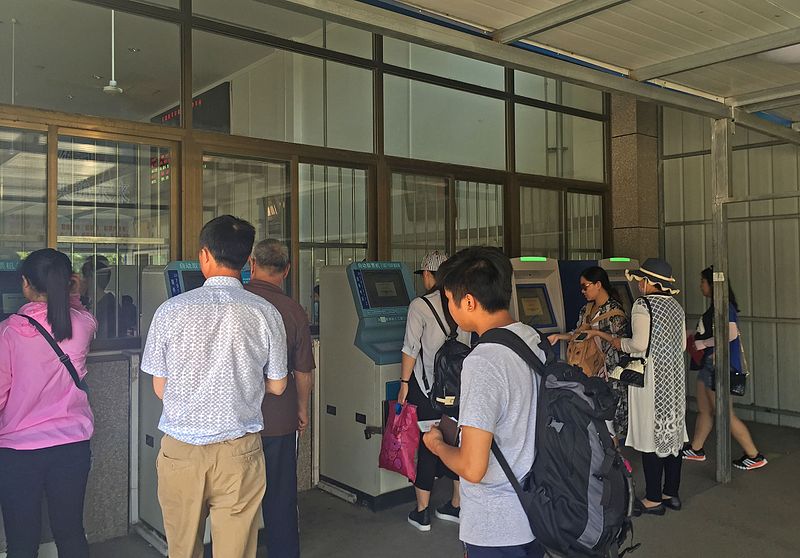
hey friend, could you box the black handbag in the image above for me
[710,336,749,397]
[609,297,653,388]
[14,313,88,392]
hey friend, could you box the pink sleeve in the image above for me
[0,330,11,412]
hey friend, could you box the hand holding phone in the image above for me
[438,414,459,446]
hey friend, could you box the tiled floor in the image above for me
[90,416,800,557]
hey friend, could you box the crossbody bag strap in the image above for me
[14,314,86,392]
[589,308,627,326]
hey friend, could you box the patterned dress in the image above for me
[576,299,629,436]
[622,294,688,457]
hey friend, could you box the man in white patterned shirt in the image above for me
[141,215,288,558]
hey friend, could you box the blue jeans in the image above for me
[464,541,545,558]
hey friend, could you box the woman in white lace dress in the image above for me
[586,258,687,516]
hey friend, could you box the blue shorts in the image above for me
[464,541,544,558]
[697,360,714,390]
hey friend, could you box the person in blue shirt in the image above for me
[682,267,767,471]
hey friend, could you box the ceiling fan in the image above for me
[103,10,123,95]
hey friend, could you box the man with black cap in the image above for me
[398,251,470,531]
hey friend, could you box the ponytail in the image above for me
[19,249,73,341]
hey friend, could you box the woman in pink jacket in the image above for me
[0,249,97,558]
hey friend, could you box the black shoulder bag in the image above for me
[14,314,87,392]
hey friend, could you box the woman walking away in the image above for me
[0,249,97,558]
[586,258,687,516]
[548,266,629,439]
[682,267,767,471]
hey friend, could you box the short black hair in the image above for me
[199,215,256,270]
[81,255,111,290]
[439,247,512,312]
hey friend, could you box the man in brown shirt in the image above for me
[245,239,315,558]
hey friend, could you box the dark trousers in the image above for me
[262,433,299,558]
[0,440,91,558]
[641,451,683,502]
[465,541,545,558]
[407,377,457,492]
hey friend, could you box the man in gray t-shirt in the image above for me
[423,247,546,558]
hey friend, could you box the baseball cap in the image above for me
[414,250,449,275]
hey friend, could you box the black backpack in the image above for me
[419,291,470,418]
[428,324,637,558]
[481,328,637,558]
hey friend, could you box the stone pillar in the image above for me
[610,94,660,262]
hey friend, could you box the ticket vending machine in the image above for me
[318,262,416,509]
[509,257,566,336]
[0,261,25,321]
[138,261,208,542]
[599,257,640,317]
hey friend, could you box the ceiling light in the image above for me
[756,44,800,65]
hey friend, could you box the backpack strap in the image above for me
[420,295,450,338]
[14,313,86,392]
[476,328,547,520]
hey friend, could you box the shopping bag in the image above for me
[378,401,419,483]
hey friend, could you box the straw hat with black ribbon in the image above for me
[625,258,680,295]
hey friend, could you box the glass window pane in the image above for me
[561,114,605,182]
[202,155,290,245]
[384,37,504,90]
[517,106,605,182]
[515,72,557,104]
[299,163,368,329]
[515,105,550,176]
[57,136,172,345]
[520,187,561,259]
[0,128,47,319]
[193,0,372,58]
[385,76,505,169]
[194,31,373,152]
[455,181,504,250]
[566,192,603,260]
[0,1,180,124]
[391,173,448,277]
[515,71,603,113]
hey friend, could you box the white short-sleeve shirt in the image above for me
[141,276,287,445]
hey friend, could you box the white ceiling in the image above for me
[405,0,800,124]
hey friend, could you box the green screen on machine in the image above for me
[516,284,556,328]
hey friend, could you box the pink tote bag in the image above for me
[378,401,420,483]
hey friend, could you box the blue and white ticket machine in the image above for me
[137,261,205,545]
[318,262,416,509]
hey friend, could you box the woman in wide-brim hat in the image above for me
[586,258,688,516]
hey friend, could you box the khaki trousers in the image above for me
[157,432,266,558]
